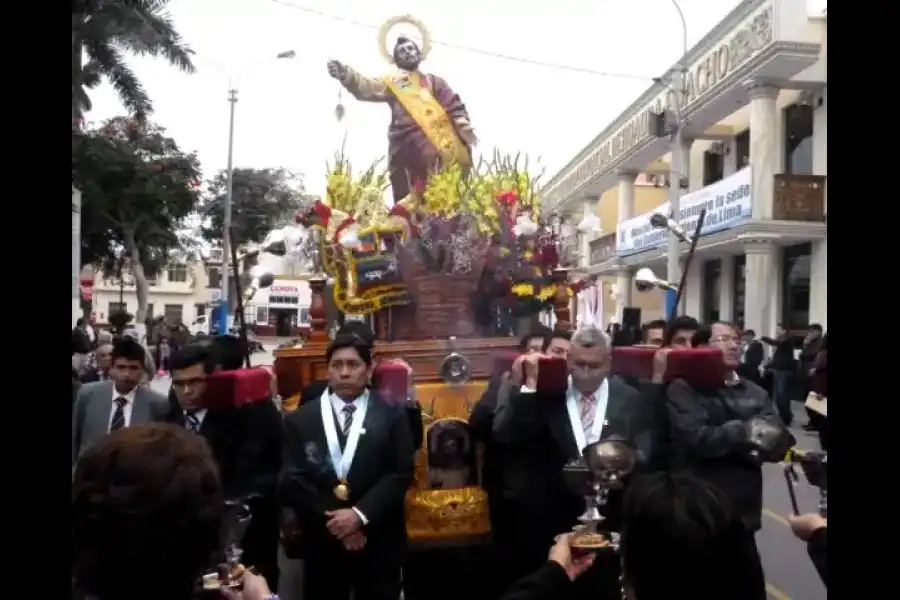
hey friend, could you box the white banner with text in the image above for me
[616,167,752,256]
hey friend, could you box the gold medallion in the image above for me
[334,482,350,501]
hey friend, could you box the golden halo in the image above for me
[378,15,432,64]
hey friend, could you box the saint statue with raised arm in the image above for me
[327,16,477,204]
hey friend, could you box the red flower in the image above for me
[495,189,519,209]
[312,199,333,223]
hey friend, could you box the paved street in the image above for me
[154,362,824,600]
[757,403,827,600]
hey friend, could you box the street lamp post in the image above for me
[664,0,689,317]
[216,49,296,334]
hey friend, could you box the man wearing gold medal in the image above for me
[280,334,415,600]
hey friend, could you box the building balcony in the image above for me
[773,174,826,222]
[589,232,617,265]
[587,174,827,267]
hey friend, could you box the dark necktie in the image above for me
[185,410,201,434]
[341,404,356,437]
[110,397,127,432]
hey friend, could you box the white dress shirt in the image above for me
[519,379,610,444]
[328,391,369,525]
[330,394,362,430]
[109,386,137,431]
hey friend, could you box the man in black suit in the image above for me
[737,329,764,386]
[166,344,256,498]
[492,326,658,600]
[206,334,284,591]
[301,321,424,451]
[468,328,566,593]
[280,334,414,600]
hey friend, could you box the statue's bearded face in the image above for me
[394,39,421,70]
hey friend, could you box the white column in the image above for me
[809,237,827,330]
[742,239,778,337]
[580,198,595,268]
[719,255,735,322]
[617,171,637,223]
[683,266,703,319]
[614,268,633,323]
[667,137,693,285]
[744,80,780,219]
[615,172,637,307]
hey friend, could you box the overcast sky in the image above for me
[86,0,743,197]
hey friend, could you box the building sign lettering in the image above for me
[270,285,299,295]
[684,7,772,104]
[550,3,773,203]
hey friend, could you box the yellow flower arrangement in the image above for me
[418,151,545,235]
[324,143,389,216]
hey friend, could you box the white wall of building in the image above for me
[249,279,312,324]
[92,261,213,325]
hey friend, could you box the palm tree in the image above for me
[72,0,196,122]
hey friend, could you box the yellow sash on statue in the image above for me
[383,72,471,167]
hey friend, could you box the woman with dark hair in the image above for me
[72,423,227,600]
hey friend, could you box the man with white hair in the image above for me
[492,325,659,600]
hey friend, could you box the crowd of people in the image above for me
[71,313,827,600]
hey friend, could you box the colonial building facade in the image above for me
[549,0,827,335]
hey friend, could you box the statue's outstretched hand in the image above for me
[327,60,347,80]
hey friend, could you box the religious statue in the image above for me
[326,15,477,203]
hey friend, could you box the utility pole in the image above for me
[665,0,689,318]
[219,88,238,332]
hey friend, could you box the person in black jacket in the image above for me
[468,328,564,594]
[492,326,660,600]
[301,321,424,451]
[737,329,764,386]
[499,471,766,600]
[789,513,827,586]
[206,334,284,591]
[667,321,789,600]
[761,323,796,425]
[279,334,414,600]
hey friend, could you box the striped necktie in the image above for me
[110,397,127,432]
[579,393,596,438]
[185,410,201,434]
[341,404,356,437]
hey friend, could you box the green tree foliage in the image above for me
[200,168,308,246]
[72,0,195,122]
[72,116,202,322]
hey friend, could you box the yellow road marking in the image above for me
[763,508,790,528]
[766,583,792,600]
